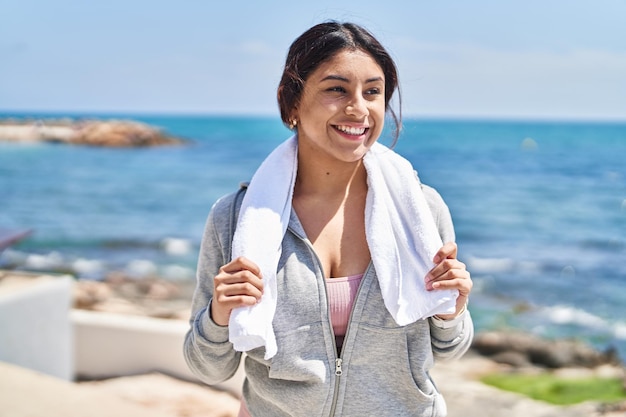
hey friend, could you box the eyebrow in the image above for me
[320,75,384,83]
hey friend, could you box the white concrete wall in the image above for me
[0,275,74,380]
[0,271,244,394]
[71,310,245,395]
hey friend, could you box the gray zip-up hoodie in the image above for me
[184,183,473,417]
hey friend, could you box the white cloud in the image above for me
[393,39,626,120]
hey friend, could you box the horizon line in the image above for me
[1,109,625,124]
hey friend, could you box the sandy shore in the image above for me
[2,271,625,416]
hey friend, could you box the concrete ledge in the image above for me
[71,309,245,395]
[0,270,245,396]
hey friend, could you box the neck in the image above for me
[295,153,368,198]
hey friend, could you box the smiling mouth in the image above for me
[334,125,368,136]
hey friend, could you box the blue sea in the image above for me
[1,114,625,360]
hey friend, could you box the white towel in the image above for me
[229,135,457,359]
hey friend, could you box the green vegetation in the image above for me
[481,373,626,405]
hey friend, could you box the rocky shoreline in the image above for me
[0,118,186,147]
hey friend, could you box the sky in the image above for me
[1,0,625,120]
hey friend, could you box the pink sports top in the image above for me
[325,273,364,349]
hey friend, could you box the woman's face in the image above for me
[293,49,386,164]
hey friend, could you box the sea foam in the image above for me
[466,256,540,274]
[544,305,607,328]
[125,259,158,278]
[161,237,192,256]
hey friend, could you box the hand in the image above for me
[425,242,472,320]
[211,256,264,326]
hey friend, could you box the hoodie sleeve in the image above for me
[183,192,243,385]
[422,184,475,361]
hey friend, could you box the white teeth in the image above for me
[335,125,366,135]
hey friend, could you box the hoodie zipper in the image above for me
[320,255,371,417]
[335,358,343,376]
[295,230,370,416]
[303,243,343,416]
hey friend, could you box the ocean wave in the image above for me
[465,256,541,274]
[27,252,65,270]
[160,237,193,256]
[10,251,66,271]
[1,249,109,278]
[542,305,626,341]
[614,323,626,340]
[71,258,105,277]
[0,247,196,281]
[544,305,607,327]
[123,260,194,280]
[466,256,515,273]
[124,259,158,278]
[160,264,195,280]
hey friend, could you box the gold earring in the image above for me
[289,119,298,129]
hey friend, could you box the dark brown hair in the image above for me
[277,21,402,143]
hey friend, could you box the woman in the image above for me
[184,21,473,416]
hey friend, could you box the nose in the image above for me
[345,93,368,118]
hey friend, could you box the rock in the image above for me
[73,280,113,309]
[597,400,626,416]
[72,272,195,320]
[528,338,609,368]
[472,331,621,369]
[145,281,180,300]
[490,351,533,368]
[0,118,186,147]
[71,120,184,147]
[472,331,537,356]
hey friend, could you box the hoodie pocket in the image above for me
[267,322,329,383]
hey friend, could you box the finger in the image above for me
[216,269,264,293]
[426,266,470,289]
[432,277,472,294]
[215,291,260,306]
[218,281,264,300]
[430,272,473,294]
[426,259,465,283]
[221,256,263,278]
[433,242,457,264]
